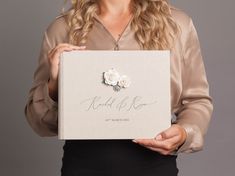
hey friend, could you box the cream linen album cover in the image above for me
[58,50,171,139]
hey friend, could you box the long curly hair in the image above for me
[63,0,181,50]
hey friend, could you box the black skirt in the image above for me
[61,140,178,176]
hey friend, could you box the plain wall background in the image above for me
[0,0,234,175]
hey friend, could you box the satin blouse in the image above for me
[24,5,213,154]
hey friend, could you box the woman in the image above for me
[24,0,213,175]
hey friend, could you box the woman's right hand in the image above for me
[47,43,86,101]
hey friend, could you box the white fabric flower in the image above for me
[103,68,120,86]
[118,75,131,88]
[103,68,131,91]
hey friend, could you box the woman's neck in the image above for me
[98,0,132,17]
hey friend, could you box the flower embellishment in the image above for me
[103,68,131,91]
[118,75,131,88]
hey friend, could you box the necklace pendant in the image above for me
[114,44,119,50]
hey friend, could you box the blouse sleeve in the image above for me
[24,31,58,137]
[174,18,214,154]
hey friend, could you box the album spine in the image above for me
[166,50,171,126]
[58,53,64,139]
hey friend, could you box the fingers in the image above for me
[133,137,179,155]
[133,135,180,151]
[48,43,85,57]
[48,44,86,63]
[49,43,85,54]
[144,146,177,155]
[132,124,187,155]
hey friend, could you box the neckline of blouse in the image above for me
[93,13,134,45]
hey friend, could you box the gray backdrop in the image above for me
[0,0,234,175]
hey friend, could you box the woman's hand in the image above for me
[47,43,86,101]
[132,124,187,155]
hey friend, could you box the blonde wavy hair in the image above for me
[63,0,181,50]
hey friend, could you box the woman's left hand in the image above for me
[132,124,187,155]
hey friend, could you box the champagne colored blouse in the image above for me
[24,5,213,154]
